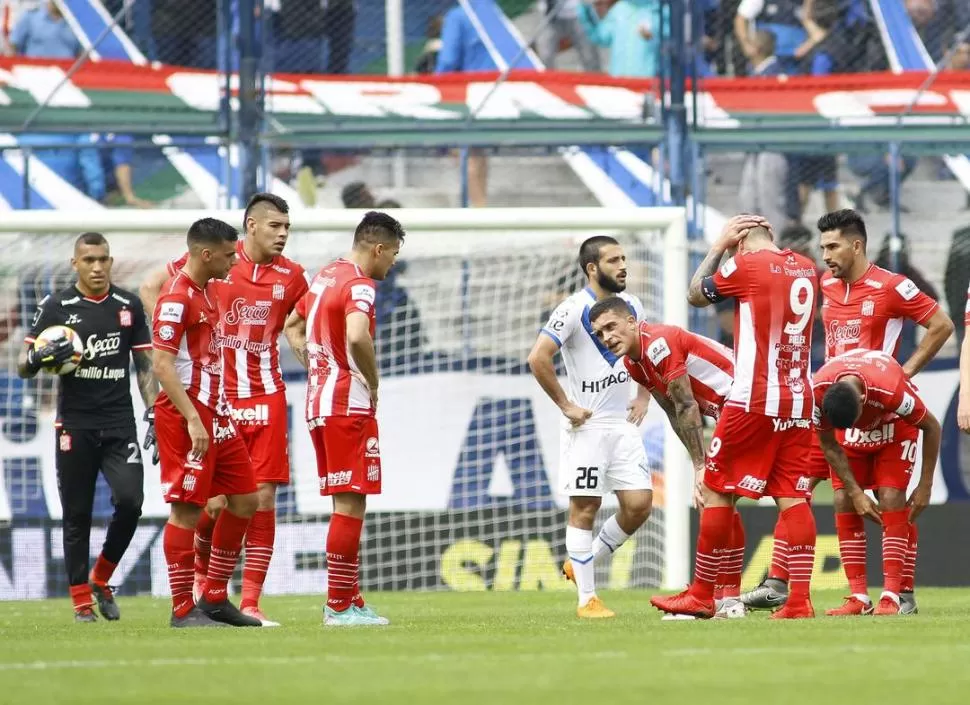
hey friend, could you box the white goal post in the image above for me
[0,206,691,597]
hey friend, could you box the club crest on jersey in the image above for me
[273,282,286,301]
[118,309,133,327]
[861,300,875,317]
[365,437,380,458]
[59,432,72,452]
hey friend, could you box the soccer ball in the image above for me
[34,325,84,375]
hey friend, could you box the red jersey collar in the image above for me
[175,269,205,292]
[237,240,277,267]
[75,285,110,303]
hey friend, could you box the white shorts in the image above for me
[558,422,652,497]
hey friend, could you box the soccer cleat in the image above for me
[74,607,98,623]
[355,604,390,625]
[874,596,901,616]
[713,598,747,619]
[562,559,575,584]
[899,591,918,615]
[650,590,714,619]
[324,605,389,627]
[825,596,874,616]
[90,583,120,621]
[740,578,789,610]
[196,597,262,627]
[170,607,229,628]
[576,596,615,619]
[770,599,815,619]
[241,605,281,627]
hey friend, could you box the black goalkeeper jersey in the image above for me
[26,285,152,430]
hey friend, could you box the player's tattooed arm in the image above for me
[284,309,309,370]
[687,245,727,308]
[902,308,954,378]
[818,429,882,524]
[666,375,706,471]
[133,350,159,408]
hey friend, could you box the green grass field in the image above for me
[3,590,970,705]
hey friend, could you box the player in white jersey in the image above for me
[527,236,652,618]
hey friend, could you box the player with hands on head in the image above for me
[527,236,653,619]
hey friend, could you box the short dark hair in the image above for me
[821,381,861,429]
[187,218,239,247]
[817,209,867,244]
[74,231,108,250]
[244,192,289,226]
[353,211,405,247]
[342,181,375,209]
[589,296,634,324]
[377,199,402,209]
[578,236,619,277]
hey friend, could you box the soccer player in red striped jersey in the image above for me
[747,210,953,616]
[284,211,403,626]
[142,194,308,626]
[151,218,260,628]
[813,350,941,615]
[652,215,839,619]
[589,297,748,617]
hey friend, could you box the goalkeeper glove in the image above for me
[143,407,158,465]
[25,338,76,374]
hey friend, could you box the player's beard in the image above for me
[597,271,625,294]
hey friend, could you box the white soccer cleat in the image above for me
[241,605,281,627]
[713,598,747,619]
[660,613,698,621]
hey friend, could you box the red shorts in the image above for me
[831,420,919,492]
[704,406,814,500]
[156,396,256,506]
[231,392,291,485]
[806,434,831,480]
[309,415,382,496]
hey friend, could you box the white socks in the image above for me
[592,514,631,560]
[565,526,596,606]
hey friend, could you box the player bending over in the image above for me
[152,219,261,628]
[745,209,952,615]
[959,282,970,435]
[527,237,652,619]
[813,350,941,615]
[589,296,747,618]
[284,211,403,626]
[141,193,307,626]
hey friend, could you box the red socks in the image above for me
[689,506,733,602]
[715,511,745,600]
[326,513,364,612]
[782,502,816,602]
[902,522,918,593]
[163,522,195,618]
[241,509,276,610]
[835,512,867,595]
[204,510,251,602]
[770,515,790,581]
[881,510,908,596]
[70,584,94,613]
[194,511,216,583]
[90,554,117,587]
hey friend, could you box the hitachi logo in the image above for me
[843,424,894,445]
[230,404,270,425]
[772,418,811,432]
[582,370,629,393]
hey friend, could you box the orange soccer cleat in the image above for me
[825,596,874,616]
[873,596,901,616]
[770,599,815,619]
[577,596,615,619]
[562,559,575,584]
[650,589,714,619]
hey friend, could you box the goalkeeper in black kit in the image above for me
[17,232,159,622]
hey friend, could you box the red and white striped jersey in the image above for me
[624,322,734,420]
[820,263,938,361]
[152,271,222,410]
[168,242,308,399]
[812,349,928,432]
[296,259,377,419]
[703,248,818,419]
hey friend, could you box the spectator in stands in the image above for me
[734,0,806,73]
[738,31,790,231]
[415,15,444,74]
[153,0,217,68]
[6,1,80,59]
[374,260,425,376]
[97,134,154,209]
[949,38,970,70]
[578,0,663,78]
[17,133,105,203]
[341,181,377,209]
[536,0,601,71]
[847,152,917,214]
[875,232,941,360]
[378,199,402,209]
[274,0,327,73]
[437,2,498,207]
[906,0,940,59]
[323,0,356,73]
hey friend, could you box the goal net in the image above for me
[0,207,691,600]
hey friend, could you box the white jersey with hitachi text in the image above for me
[540,287,645,424]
